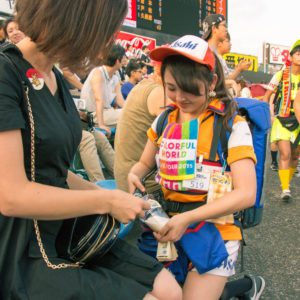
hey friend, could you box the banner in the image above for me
[268,43,290,65]
[223,53,258,72]
[116,31,156,58]
[123,0,137,28]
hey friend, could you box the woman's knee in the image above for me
[278,142,291,161]
[279,151,291,162]
[152,268,182,300]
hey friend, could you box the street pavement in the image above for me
[236,163,300,299]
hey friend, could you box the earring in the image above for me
[208,90,216,98]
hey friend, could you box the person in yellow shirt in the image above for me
[263,40,300,201]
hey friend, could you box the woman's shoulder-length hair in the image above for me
[15,0,128,72]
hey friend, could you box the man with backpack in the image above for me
[263,40,300,201]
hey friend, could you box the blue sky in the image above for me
[228,0,299,62]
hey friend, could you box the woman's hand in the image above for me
[237,59,251,72]
[108,190,150,223]
[127,172,146,194]
[153,213,190,242]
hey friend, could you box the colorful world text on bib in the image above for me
[158,118,198,181]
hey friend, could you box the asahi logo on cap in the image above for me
[172,40,198,50]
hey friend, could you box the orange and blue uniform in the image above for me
[147,99,256,241]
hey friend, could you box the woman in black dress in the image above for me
[0,1,182,299]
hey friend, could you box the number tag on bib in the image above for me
[182,171,211,191]
[182,155,223,191]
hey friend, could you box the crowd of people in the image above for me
[0,1,299,299]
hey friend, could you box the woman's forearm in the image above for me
[129,161,152,181]
[185,187,256,225]
[67,170,100,190]
[1,180,113,220]
[129,139,157,180]
[95,100,105,126]
[184,159,256,225]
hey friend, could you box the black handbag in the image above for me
[67,214,120,263]
[1,50,120,268]
[277,115,299,131]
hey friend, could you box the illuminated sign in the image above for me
[124,0,137,27]
[124,0,228,37]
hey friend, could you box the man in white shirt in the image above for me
[81,44,125,136]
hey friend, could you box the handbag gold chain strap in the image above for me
[25,86,81,269]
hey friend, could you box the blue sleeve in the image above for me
[121,82,133,100]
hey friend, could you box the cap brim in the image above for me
[150,46,214,71]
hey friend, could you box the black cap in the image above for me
[202,14,226,41]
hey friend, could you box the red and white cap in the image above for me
[150,35,215,71]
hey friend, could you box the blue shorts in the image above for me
[138,222,234,283]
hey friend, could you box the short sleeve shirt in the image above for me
[0,45,82,187]
[146,101,256,240]
[0,44,82,257]
[121,81,134,99]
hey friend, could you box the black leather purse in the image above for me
[67,214,120,263]
[1,50,120,268]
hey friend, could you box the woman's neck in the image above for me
[17,37,54,75]
[291,64,300,75]
[177,104,208,123]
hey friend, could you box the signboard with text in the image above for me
[216,0,227,17]
[115,31,156,58]
[123,0,137,27]
[223,53,258,72]
[268,43,290,65]
[124,0,227,37]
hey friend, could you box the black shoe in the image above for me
[243,274,266,300]
[270,161,278,171]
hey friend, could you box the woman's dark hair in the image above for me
[290,45,300,56]
[213,53,237,128]
[15,0,128,72]
[161,54,237,129]
[104,44,126,67]
[3,18,14,38]
[125,59,142,77]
